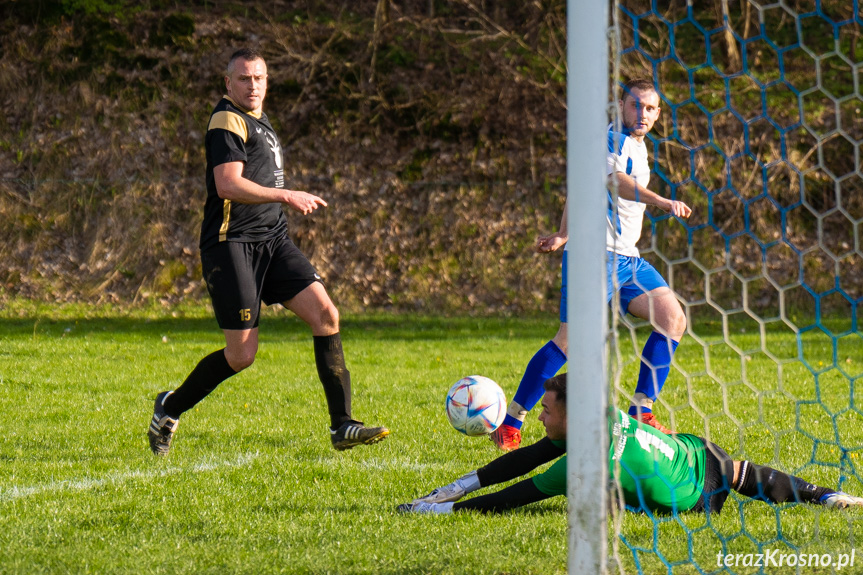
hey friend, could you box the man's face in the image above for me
[225,57,268,114]
[620,87,660,140]
[538,390,566,441]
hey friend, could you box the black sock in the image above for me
[733,461,834,504]
[314,333,352,429]
[163,349,237,418]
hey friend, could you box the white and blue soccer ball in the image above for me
[445,375,507,436]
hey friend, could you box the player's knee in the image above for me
[658,301,686,340]
[319,302,339,332]
[670,306,687,339]
[552,326,568,355]
[225,347,256,371]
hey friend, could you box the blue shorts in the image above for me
[559,251,568,323]
[607,252,668,315]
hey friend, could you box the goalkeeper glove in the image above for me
[413,470,480,504]
[396,501,455,514]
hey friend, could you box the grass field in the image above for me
[1,301,862,574]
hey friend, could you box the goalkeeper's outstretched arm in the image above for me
[451,479,548,513]
[398,437,565,514]
[475,436,565,486]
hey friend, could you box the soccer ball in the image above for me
[445,375,506,436]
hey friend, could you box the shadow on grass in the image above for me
[0,312,561,342]
[2,302,827,341]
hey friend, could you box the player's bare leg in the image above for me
[223,328,259,372]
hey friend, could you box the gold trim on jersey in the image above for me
[219,199,231,242]
[223,95,263,119]
[208,110,249,141]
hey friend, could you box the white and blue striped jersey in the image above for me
[606,125,651,257]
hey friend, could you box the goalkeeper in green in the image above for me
[398,373,863,514]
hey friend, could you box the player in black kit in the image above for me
[147,48,389,454]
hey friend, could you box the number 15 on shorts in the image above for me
[239,308,252,322]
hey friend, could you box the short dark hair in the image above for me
[544,373,567,407]
[226,48,266,75]
[621,78,658,103]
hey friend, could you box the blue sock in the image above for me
[628,332,679,416]
[504,340,567,429]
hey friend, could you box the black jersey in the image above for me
[200,96,289,251]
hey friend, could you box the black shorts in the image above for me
[201,235,321,330]
[692,438,735,514]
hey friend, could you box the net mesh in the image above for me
[608,2,863,573]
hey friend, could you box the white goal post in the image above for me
[566,0,610,574]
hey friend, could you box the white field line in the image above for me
[0,452,259,502]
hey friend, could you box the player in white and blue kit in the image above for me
[606,78,690,433]
[492,79,689,449]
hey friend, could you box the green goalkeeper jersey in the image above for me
[526,410,707,512]
[609,409,706,513]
